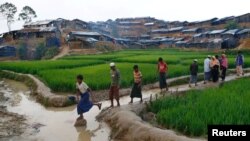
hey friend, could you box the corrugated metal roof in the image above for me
[169,26,184,31]
[119,21,141,24]
[151,29,168,33]
[71,31,101,36]
[24,20,54,26]
[209,29,227,34]
[144,22,154,26]
[222,29,240,35]
[0,45,15,49]
[20,27,58,32]
[237,29,250,34]
[182,28,199,32]
[193,33,202,37]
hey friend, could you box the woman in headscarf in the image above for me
[210,56,220,82]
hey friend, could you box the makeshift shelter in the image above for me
[221,29,241,38]
[211,16,235,25]
[235,13,250,23]
[182,28,203,34]
[0,45,16,57]
[237,29,250,38]
[208,29,227,38]
[24,20,56,28]
[221,38,239,49]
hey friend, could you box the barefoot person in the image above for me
[158,57,168,92]
[220,54,228,81]
[109,62,120,107]
[129,65,143,104]
[235,51,244,76]
[189,59,198,87]
[204,55,211,84]
[76,74,101,120]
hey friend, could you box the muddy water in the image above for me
[1,79,160,141]
[2,80,110,141]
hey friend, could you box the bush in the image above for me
[18,43,28,60]
[34,43,47,60]
[43,47,59,59]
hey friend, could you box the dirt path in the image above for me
[52,45,70,60]
[97,73,250,141]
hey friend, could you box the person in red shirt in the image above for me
[158,57,168,92]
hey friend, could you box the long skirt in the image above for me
[77,92,93,115]
[159,72,167,89]
[221,67,227,81]
[130,83,142,98]
[211,66,219,82]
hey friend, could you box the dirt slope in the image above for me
[238,38,250,49]
[52,45,70,60]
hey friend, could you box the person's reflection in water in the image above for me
[76,127,91,141]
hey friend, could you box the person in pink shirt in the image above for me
[220,54,228,81]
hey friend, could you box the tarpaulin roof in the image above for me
[222,29,241,35]
[209,29,227,34]
[24,20,54,26]
[237,29,250,34]
[70,31,101,36]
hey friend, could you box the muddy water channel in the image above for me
[0,78,188,141]
[0,79,110,141]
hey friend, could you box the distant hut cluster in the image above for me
[0,13,250,57]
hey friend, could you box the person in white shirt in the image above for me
[204,55,211,84]
[76,74,102,121]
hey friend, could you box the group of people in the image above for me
[189,51,245,87]
[75,51,245,121]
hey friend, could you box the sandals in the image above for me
[98,103,102,110]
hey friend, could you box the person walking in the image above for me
[75,74,102,121]
[220,54,228,81]
[235,51,244,76]
[158,57,168,92]
[109,62,120,107]
[210,56,220,82]
[189,59,199,87]
[129,65,143,104]
[204,55,211,84]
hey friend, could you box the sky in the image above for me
[0,0,249,33]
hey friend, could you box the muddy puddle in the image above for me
[0,79,160,141]
[1,79,110,141]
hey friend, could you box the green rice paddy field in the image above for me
[0,49,249,92]
[149,78,250,137]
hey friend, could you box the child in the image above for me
[76,74,102,120]
[129,65,143,104]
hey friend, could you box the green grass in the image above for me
[0,60,104,74]
[0,49,249,92]
[149,78,250,136]
[38,63,190,92]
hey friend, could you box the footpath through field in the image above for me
[97,72,250,141]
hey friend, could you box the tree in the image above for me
[34,43,46,60]
[225,21,240,30]
[0,2,17,31]
[18,6,37,23]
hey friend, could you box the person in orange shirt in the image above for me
[210,56,220,82]
[129,65,143,104]
[158,57,168,92]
